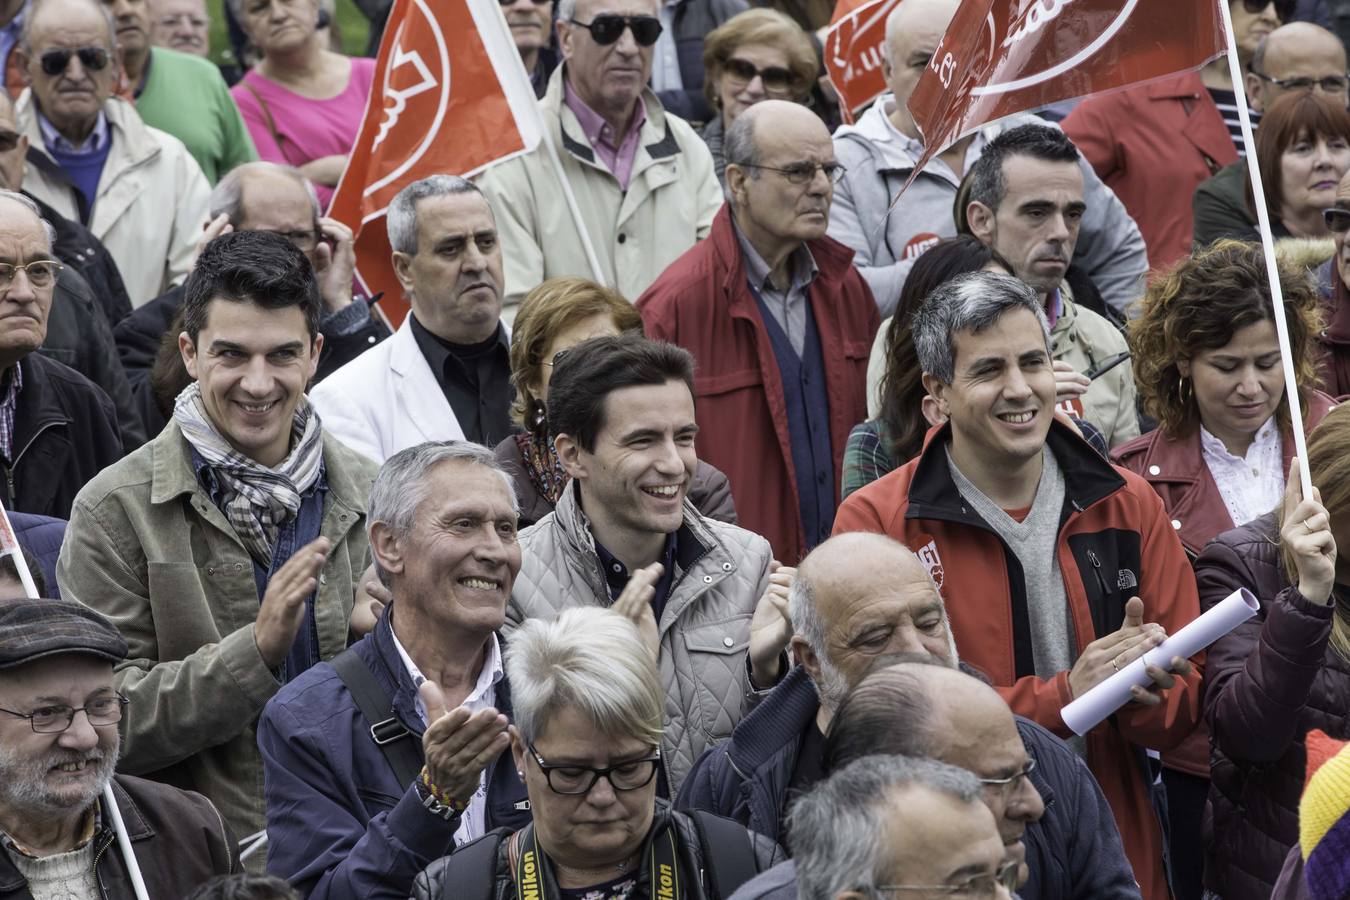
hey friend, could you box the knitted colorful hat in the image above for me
[1300,729,1350,900]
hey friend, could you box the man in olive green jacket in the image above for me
[56,230,377,855]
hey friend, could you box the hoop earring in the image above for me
[1177,376,1193,406]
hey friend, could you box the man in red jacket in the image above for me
[637,99,879,564]
[833,269,1201,900]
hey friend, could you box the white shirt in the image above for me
[392,630,504,847]
[1200,416,1284,528]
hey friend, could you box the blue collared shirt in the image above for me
[37,108,110,155]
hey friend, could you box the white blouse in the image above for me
[1200,417,1284,528]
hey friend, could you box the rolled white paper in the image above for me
[1061,588,1259,736]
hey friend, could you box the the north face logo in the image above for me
[917,539,944,590]
[1117,569,1138,591]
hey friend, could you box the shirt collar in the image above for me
[593,530,679,598]
[391,629,504,724]
[731,217,818,294]
[1199,416,1279,463]
[562,75,648,152]
[1,363,23,411]
[37,107,110,155]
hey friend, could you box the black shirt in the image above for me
[594,531,679,624]
[409,314,514,446]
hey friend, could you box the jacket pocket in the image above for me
[694,369,762,398]
[146,561,223,660]
[680,614,753,741]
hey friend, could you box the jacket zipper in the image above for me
[1086,549,1111,597]
[3,418,63,506]
[91,831,114,900]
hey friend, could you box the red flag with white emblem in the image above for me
[329,0,542,328]
[822,0,905,123]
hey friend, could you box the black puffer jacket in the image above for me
[1195,511,1350,899]
[412,802,784,900]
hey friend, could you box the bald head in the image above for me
[1248,22,1348,112]
[881,0,959,137]
[23,0,114,48]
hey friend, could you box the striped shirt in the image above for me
[0,364,22,461]
[1208,87,1260,157]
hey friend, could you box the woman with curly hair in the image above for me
[1111,240,1333,896]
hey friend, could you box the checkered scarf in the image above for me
[172,382,324,567]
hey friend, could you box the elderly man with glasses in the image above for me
[0,598,239,898]
[638,99,878,565]
[15,0,210,308]
[477,0,722,314]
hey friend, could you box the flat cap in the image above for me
[0,599,127,669]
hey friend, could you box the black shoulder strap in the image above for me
[436,829,510,900]
[690,810,758,900]
[329,648,423,787]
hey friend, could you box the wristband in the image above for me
[419,766,470,815]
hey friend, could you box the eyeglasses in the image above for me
[0,693,129,733]
[499,0,551,6]
[1250,70,1350,95]
[734,161,847,185]
[0,130,20,153]
[1325,207,1350,233]
[527,741,662,794]
[878,860,1020,896]
[257,227,321,253]
[0,261,63,288]
[978,758,1037,801]
[38,47,111,76]
[567,14,663,46]
[156,13,210,27]
[722,57,798,95]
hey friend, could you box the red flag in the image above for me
[822,0,904,123]
[328,0,542,328]
[908,0,1224,166]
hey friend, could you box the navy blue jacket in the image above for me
[258,610,530,899]
[677,666,1141,900]
[10,512,66,598]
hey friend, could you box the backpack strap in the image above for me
[690,810,758,900]
[434,828,511,900]
[329,648,423,787]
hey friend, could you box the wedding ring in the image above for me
[1112,655,1121,672]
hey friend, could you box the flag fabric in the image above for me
[328,0,542,328]
[822,0,904,123]
[906,0,1224,171]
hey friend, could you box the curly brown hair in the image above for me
[1128,239,1323,439]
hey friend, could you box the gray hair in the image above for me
[788,755,984,900]
[210,162,321,227]
[556,0,576,23]
[505,606,664,746]
[366,441,518,587]
[911,271,1050,385]
[0,190,56,248]
[386,175,484,255]
[22,0,117,52]
[723,109,763,185]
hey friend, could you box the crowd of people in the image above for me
[4,0,1350,897]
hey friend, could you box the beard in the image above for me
[0,737,118,819]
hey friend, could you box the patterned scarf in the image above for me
[172,382,324,567]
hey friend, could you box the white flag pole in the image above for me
[0,501,152,900]
[1215,0,1314,500]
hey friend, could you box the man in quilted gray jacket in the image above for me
[505,333,791,793]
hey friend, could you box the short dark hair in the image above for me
[185,875,299,900]
[548,333,696,453]
[823,663,942,774]
[967,123,1080,214]
[181,231,322,345]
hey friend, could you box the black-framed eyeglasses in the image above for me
[0,261,63,288]
[0,693,128,734]
[978,758,1037,801]
[1250,70,1350,94]
[1324,207,1350,233]
[734,161,847,185]
[877,859,1020,895]
[527,741,661,794]
[568,14,663,46]
[38,47,110,76]
[722,57,799,95]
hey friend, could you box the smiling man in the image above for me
[0,599,239,898]
[57,229,378,852]
[832,270,1202,900]
[312,175,514,464]
[509,332,787,794]
[639,100,878,564]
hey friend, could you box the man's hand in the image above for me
[191,213,234,271]
[255,537,331,668]
[1067,596,1166,699]
[1280,457,1337,606]
[749,563,795,688]
[311,217,356,314]
[420,682,511,801]
[612,562,662,660]
[349,563,392,638]
[1052,360,1090,404]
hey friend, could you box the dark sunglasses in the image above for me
[0,130,18,153]
[722,57,797,94]
[568,14,662,46]
[39,47,110,76]
[1241,0,1295,17]
[1324,207,1350,233]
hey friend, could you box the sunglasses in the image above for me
[38,47,110,76]
[568,14,662,46]
[1240,0,1295,17]
[722,57,798,94]
[0,130,18,153]
[1324,207,1350,233]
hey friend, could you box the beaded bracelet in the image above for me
[419,766,471,812]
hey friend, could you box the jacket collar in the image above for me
[542,65,679,168]
[708,204,857,308]
[1144,70,1206,101]
[905,419,1126,526]
[17,90,162,170]
[11,355,71,454]
[724,666,819,777]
